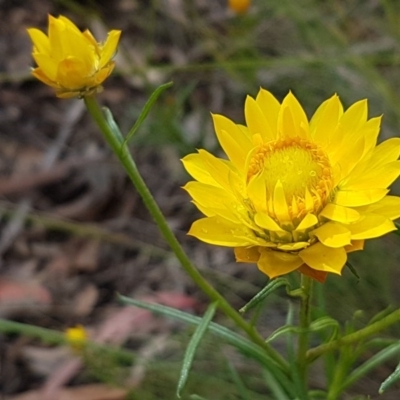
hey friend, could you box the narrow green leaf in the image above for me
[103,107,124,144]
[226,359,252,400]
[310,316,340,342]
[380,361,400,393]
[266,316,339,344]
[239,278,294,314]
[123,81,173,145]
[177,302,218,398]
[345,261,360,281]
[189,395,210,400]
[266,325,300,343]
[118,295,297,397]
[341,341,400,392]
[262,370,291,400]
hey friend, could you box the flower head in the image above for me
[182,89,400,282]
[65,325,88,351]
[228,0,251,14]
[27,15,121,98]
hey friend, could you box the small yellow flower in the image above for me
[182,89,400,282]
[27,15,121,98]
[65,325,88,350]
[228,0,251,14]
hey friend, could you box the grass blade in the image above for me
[123,81,173,144]
[118,295,296,397]
[177,301,218,398]
[380,360,400,394]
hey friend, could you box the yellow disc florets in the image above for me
[248,137,333,224]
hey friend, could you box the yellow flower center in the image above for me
[248,137,333,224]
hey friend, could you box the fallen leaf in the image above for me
[0,278,51,317]
[8,383,128,400]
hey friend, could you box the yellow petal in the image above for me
[255,88,280,140]
[27,28,50,55]
[100,30,121,68]
[197,149,239,192]
[257,249,304,278]
[277,242,309,251]
[345,240,364,253]
[32,53,58,81]
[94,63,114,85]
[344,161,400,190]
[247,172,267,214]
[183,181,232,206]
[57,57,89,89]
[245,96,275,141]
[254,213,285,232]
[311,94,343,147]
[189,216,258,246]
[181,153,216,186]
[319,203,360,223]
[312,222,351,248]
[31,68,59,88]
[212,114,253,169]
[339,99,368,135]
[299,242,347,274]
[331,135,366,180]
[278,91,309,139]
[59,15,82,35]
[334,188,388,207]
[348,215,396,240]
[234,246,261,263]
[273,181,291,224]
[356,195,400,220]
[296,213,318,231]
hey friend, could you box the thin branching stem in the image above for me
[83,95,289,374]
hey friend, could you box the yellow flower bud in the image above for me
[27,15,121,98]
[65,325,88,351]
[228,0,251,14]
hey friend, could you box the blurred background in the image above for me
[1,0,400,398]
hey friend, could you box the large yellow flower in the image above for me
[182,89,400,282]
[27,15,121,98]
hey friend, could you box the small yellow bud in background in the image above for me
[27,15,121,98]
[65,325,88,351]
[228,0,251,14]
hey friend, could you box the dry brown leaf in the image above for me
[73,241,101,272]
[7,384,128,400]
[0,277,51,317]
[72,284,99,317]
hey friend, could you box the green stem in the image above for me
[297,275,313,385]
[83,96,288,373]
[307,307,400,362]
[0,319,135,364]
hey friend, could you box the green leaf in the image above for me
[123,81,173,145]
[189,395,210,400]
[226,359,252,400]
[103,107,124,144]
[341,341,400,392]
[177,302,218,398]
[310,316,340,342]
[266,316,339,344]
[345,261,360,282]
[380,360,400,393]
[239,278,296,314]
[118,295,297,398]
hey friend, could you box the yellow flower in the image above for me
[182,89,400,282]
[27,15,121,98]
[228,0,251,14]
[65,325,88,351]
